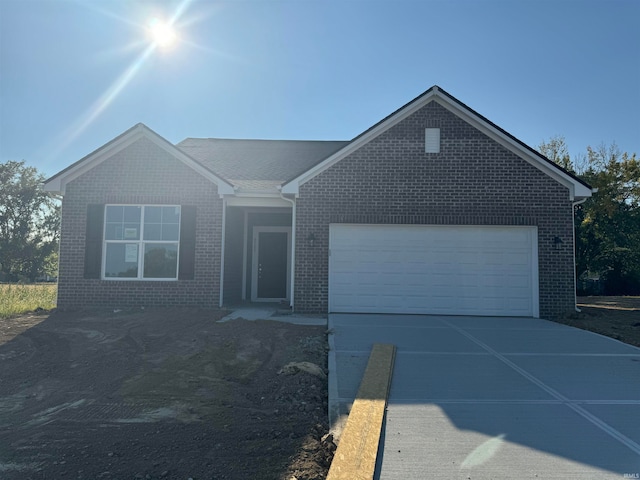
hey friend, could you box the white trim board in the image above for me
[282,87,591,201]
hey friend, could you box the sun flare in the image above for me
[148,17,177,48]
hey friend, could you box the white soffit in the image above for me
[225,196,293,208]
[44,124,234,195]
[281,89,439,194]
[281,87,591,201]
[435,96,592,200]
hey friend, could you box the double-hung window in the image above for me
[103,205,181,280]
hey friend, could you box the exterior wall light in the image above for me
[307,232,316,247]
[553,236,563,250]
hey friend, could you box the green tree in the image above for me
[539,135,573,172]
[579,145,639,294]
[539,139,640,294]
[0,160,61,282]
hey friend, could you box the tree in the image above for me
[579,145,639,294]
[539,139,640,294]
[0,160,61,282]
[539,135,573,172]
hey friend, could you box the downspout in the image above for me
[572,196,590,313]
[279,191,296,311]
[241,209,248,301]
[219,197,227,308]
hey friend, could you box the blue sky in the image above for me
[1,0,638,178]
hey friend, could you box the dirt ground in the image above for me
[2,297,637,480]
[556,296,640,347]
[0,308,334,480]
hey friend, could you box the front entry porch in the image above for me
[222,205,293,306]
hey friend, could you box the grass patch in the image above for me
[0,284,57,318]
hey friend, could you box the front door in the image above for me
[251,227,291,302]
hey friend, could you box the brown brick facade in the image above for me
[54,96,581,318]
[57,137,222,308]
[293,101,576,319]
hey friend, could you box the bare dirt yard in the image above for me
[0,308,333,480]
[557,296,640,347]
[2,297,638,480]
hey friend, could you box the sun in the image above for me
[148,17,177,49]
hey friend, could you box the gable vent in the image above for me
[425,128,440,153]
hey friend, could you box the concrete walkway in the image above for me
[219,304,326,325]
[328,314,640,479]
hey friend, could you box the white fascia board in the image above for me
[435,97,592,201]
[43,124,234,195]
[572,183,593,201]
[281,89,440,194]
[225,195,292,208]
[282,88,592,201]
[43,125,147,194]
[280,182,300,195]
[42,176,63,193]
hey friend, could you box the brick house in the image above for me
[44,86,592,318]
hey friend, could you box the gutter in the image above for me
[219,197,227,308]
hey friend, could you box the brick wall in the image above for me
[294,101,576,319]
[57,137,222,308]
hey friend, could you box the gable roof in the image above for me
[176,138,348,194]
[43,123,235,195]
[281,85,593,201]
[45,86,593,201]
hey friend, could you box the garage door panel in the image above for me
[329,225,539,317]
[405,263,430,274]
[484,273,507,287]
[457,274,481,286]
[404,274,431,286]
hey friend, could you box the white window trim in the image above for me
[102,204,181,281]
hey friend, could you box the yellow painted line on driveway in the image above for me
[327,343,396,480]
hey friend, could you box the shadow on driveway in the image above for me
[329,314,640,479]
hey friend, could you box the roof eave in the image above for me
[281,87,441,194]
[432,93,593,200]
[281,86,593,200]
[43,124,235,195]
[572,183,594,202]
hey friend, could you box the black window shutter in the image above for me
[84,204,104,279]
[178,206,197,280]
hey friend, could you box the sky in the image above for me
[1,0,638,178]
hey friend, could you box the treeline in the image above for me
[539,137,639,295]
[1,145,639,294]
[0,160,60,282]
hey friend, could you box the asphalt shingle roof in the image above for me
[177,138,349,192]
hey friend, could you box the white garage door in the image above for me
[329,225,539,317]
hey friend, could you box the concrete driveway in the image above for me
[328,314,640,479]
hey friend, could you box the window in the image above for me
[425,128,441,153]
[103,205,181,280]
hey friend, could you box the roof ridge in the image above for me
[178,137,348,144]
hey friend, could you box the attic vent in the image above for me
[425,128,440,153]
